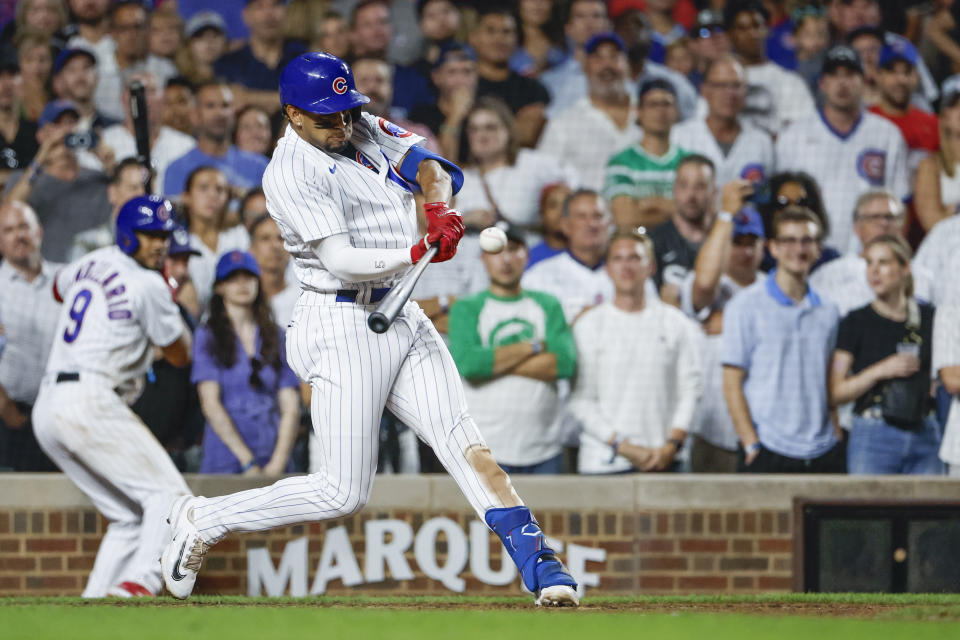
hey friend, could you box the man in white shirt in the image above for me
[537,33,641,191]
[539,0,611,117]
[723,0,815,135]
[671,54,775,190]
[914,215,960,307]
[0,202,61,471]
[810,189,932,316]
[775,45,909,254]
[569,230,701,474]
[522,189,614,323]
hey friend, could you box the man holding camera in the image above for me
[2,101,111,262]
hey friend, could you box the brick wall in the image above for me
[0,506,793,596]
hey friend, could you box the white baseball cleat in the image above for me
[535,585,580,607]
[160,494,210,600]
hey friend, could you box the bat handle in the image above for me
[367,245,438,334]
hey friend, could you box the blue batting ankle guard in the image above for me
[484,506,578,593]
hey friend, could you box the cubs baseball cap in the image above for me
[53,48,97,75]
[821,45,863,76]
[38,100,80,127]
[638,77,677,100]
[169,227,201,257]
[879,39,919,69]
[215,250,261,282]
[184,11,228,39]
[585,32,627,55]
[733,207,764,238]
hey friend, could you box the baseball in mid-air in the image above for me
[479,226,508,253]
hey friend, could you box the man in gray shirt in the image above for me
[0,201,62,470]
[2,100,110,262]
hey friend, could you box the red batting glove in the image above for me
[424,201,465,239]
[410,226,460,264]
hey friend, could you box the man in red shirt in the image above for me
[868,40,939,159]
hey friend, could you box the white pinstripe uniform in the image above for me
[32,246,190,597]
[184,113,517,544]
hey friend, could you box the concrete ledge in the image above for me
[2,472,958,510]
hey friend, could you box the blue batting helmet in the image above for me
[116,195,177,256]
[279,52,370,115]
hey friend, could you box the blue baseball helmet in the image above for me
[116,195,177,256]
[279,52,369,115]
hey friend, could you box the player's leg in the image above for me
[385,305,578,606]
[163,304,406,598]
[32,392,145,597]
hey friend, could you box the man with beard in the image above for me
[538,33,641,191]
[448,223,575,475]
[163,81,269,198]
[868,41,939,177]
[51,48,116,132]
[776,45,908,254]
[65,0,113,65]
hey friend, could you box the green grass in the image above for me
[3,594,960,640]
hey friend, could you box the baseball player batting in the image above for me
[33,196,192,598]
[160,52,578,607]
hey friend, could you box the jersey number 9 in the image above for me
[63,289,93,343]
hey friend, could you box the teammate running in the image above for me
[33,195,192,598]
[160,52,579,607]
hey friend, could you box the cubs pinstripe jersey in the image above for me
[775,110,909,254]
[45,246,185,390]
[670,117,775,190]
[261,113,424,294]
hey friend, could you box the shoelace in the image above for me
[184,537,210,572]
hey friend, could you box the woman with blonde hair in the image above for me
[915,79,960,230]
[830,234,943,475]
[13,30,53,121]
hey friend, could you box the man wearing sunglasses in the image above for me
[162,53,580,607]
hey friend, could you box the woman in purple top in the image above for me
[192,250,300,475]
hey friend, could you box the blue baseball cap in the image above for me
[169,227,200,257]
[53,47,96,75]
[215,250,261,282]
[585,32,627,55]
[879,40,918,69]
[38,100,80,127]
[733,207,764,238]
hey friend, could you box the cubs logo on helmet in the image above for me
[378,117,412,138]
[856,149,886,186]
[332,77,348,95]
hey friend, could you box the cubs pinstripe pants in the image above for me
[190,297,514,543]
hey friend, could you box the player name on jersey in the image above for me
[247,517,606,596]
[71,258,134,320]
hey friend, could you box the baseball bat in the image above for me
[367,246,438,333]
[128,80,151,179]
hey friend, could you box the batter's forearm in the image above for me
[416,158,453,204]
[314,234,412,282]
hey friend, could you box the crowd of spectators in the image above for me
[1,0,960,480]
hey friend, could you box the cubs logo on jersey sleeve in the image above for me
[356,151,376,171]
[856,149,886,186]
[378,117,412,138]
